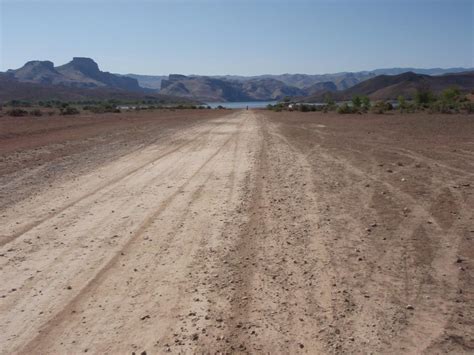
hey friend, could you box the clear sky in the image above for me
[0,0,472,75]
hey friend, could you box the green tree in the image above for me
[415,86,435,106]
[352,95,362,108]
[442,87,460,103]
[323,92,335,106]
[398,95,406,109]
[361,95,371,110]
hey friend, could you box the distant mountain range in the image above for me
[124,67,471,91]
[0,73,197,104]
[158,74,304,102]
[7,57,141,91]
[0,58,195,103]
[1,58,472,103]
[300,71,474,102]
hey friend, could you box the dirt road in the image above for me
[0,110,473,354]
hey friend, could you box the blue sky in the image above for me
[0,0,472,75]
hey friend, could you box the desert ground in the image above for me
[0,109,473,354]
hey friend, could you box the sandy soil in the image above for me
[0,109,473,354]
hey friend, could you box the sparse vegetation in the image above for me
[414,86,436,107]
[83,103,120,114]
[337,103,356,114]
[60,106,80,115]
[7,108,29,117]
[371,101,393,114]
[30,108,43,116]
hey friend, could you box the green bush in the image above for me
[83,104,120,113]
[361,96,371,110]
[415,86,436,107]
[351,95,370,112]
[30,109,43,117]
[337,103,356,114]
[266,103,286,112]
[352,96,362,109]
[7,108,28,117]
[60,107,80,115]
[442,87,461,102]
[299,104,311,112]
[371,101,393,114]
[460,101,474,113]
[7,100,32,107]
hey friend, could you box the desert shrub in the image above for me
[415,86,436,107]
[299,104,311,112]
[60,107,80,115]
[7,100,32,107]
[442,87,461,102]
[397,95,416,113]
[351,95,370,112]
[460,102,474,114]
[371,101,393,114]
[398,95,407,111]
[7,108,28,117]
[361,96,371,111]
[84,103,120,113]
[323,93,335,106]
[337,103,356,114]
[427,87,466,114]
[352,96,362,109]
[267,103,286,112]
[30,108,43,117]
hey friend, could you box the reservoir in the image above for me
[206,101,277,109]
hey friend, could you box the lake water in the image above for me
[206,101,277,109]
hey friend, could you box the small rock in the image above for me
[406,305,414,310]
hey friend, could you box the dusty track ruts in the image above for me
[0,110,472,354]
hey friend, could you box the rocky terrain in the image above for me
[0,109,472,354]
[7,58,141,91]
[0,73,197,104]
[302,71,474,102]
[2,60,472,103]
[159,75,304,102]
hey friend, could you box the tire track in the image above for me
[17,112,249,354]
[0,113,238,247]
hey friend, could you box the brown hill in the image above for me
[0,74,197,104]
[7,58,141,92]
[159,75,304,102]
[301,71,474,102]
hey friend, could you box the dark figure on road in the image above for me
[246,105,249,110]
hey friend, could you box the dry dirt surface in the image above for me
[0,109,473,354]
